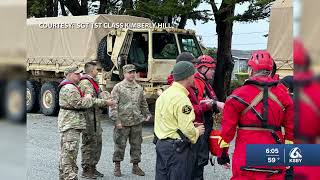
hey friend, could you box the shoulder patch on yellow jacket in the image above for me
[182,105,192,114]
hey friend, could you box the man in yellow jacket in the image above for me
[154,61,205,180]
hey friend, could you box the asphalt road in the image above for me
[27,113,233,180]
[0,120,26,180]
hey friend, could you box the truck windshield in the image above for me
[152,33,179,59]
[178,34,202,58]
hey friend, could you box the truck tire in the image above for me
[5,80,26,123]
[26,80,41,113]
[40,82,59,116]
[98,36,114,71]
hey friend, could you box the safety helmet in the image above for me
[294,39,310,67]
[247,50,274,71]
[196,55,217,69]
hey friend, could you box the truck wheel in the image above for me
[5,80,26,123]
[98,36,114,71]
[26,80,41,113]
[40,82,59,116]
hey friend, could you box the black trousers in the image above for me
[155,139,193,180]
[192,112,213,180]
[285,166,294,180]
[191,135,210,180]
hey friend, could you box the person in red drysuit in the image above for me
[217,50,294,180]
[166,52,214,125]
[293,39,320,180]
[191,55,224,180]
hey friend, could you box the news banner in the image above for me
[246,145,320,166]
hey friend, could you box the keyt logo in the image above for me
[290,147,302,158]
[289,147,302,163]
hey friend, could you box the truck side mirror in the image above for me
[107,35,113,54]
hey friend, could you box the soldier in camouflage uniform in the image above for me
[110,64,152,177]
[58,66,113,180]
[79,61,115,179]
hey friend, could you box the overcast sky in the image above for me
[185,1,270,51]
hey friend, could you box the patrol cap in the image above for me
[123,64,136,73]
[176,52,198,63]
[172,61,196,81]
[64,66,82,76]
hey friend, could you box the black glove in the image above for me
[211,100,219,113]
[217,151,230,165]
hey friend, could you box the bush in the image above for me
[235,73,249,82]
[202,48,217,59]
[229,73,249,94]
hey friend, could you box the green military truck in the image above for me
[26,15,203,117]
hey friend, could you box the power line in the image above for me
[205,42,267,46]
[199,31,268,37]
[232,43,266,46]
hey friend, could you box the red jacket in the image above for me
[167,73,211,123]
[221,76,294,178]
[273,73,280,81]
[295,71,320,141]
[294,71,320,180]
[193,73,218,102]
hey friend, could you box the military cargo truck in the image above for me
[0,0,26,123]
[26,15,203,116]
[267,0,293,77]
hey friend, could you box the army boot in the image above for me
[81,166,97,179]
[114,161,122,177]
[92,165,104,177]
[132,163,145,176]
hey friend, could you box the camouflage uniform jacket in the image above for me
[110,79,151,126]
[79,75,111,132]
[58,81,108,132]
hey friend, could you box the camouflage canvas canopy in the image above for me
[27,15,152,66]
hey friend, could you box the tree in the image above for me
[208,0,274,101]
[27,0,210,26]
[203,47,217,60]
[28,0,58,17]
[61,0,88,15]
[99,0,108,13]
[133,0,212,29]
[59,0,68,16]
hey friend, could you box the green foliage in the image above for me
[203,47,217,59]
[233,0,275,22]
[27,0,47,17]
[27,0,211,28]
[235,72,249,82]
[133,0,212,26]
[229,72,249,95]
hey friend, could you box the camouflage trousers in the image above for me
[113,123,143,163]
[81,127,102,169]
[59,129,81,180]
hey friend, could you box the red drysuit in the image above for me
[220,76,294,180]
